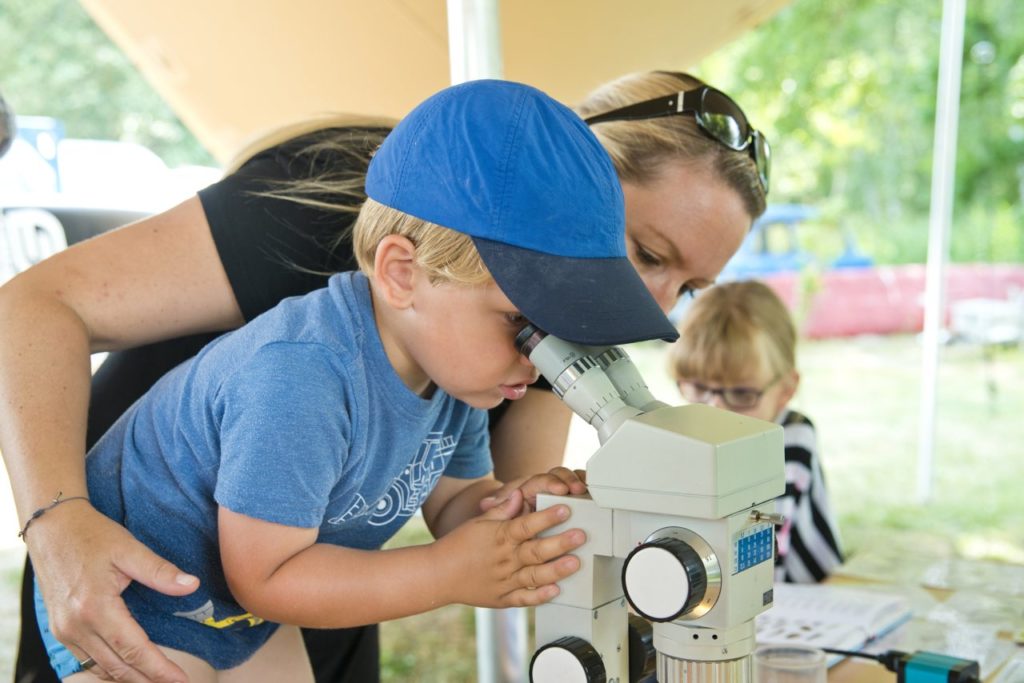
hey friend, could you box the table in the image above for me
[820,556,1024,682]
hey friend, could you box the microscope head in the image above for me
[516,323,783,516]
[588,403,784,518]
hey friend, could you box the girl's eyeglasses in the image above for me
[584,85,770,195]
[677,375,781,410]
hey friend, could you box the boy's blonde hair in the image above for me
[352,198,491,286]
[669,280,796,384]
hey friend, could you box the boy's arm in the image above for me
[423,469,588,537]
[219,497,585,628]
[419,475,501,538]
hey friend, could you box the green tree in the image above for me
[700,0,1024,264]
[0,0,213,166]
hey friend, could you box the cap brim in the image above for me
[473,237,679,346]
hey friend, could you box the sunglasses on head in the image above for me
[583,85,771,194]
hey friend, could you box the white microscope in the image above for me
[516,325,786,683]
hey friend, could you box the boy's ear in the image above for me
[373,235,419,308]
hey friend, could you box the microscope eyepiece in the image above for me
[514,324,546,358]
[513,325,642,443]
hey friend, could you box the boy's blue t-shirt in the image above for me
[85,271,492,668]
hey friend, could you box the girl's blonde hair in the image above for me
[576,71,767,220]
[669,280,795,384]
[352,198,490,286]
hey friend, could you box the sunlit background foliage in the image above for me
[3,0,1022,265]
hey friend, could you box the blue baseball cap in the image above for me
[365,79,678,346]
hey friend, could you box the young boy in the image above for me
[33,80,678,681]
[668,280,843,584]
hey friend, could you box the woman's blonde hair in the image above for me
[220,114,397,275]
[226,114,489,286]
[668,280,795,384]
[576,71,767,220]
[225,113,399,175]
[352,198,490,286]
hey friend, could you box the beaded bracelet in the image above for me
[17,491,89,540]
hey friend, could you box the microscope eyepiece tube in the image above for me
[515,324,641,443]
[590,346,668,413]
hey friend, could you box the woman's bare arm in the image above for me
[0,196,244,681]
[489,388,571,482]
[0,197,241,518]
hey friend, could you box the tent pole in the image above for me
[447,4,526,681]
[447,0,504,84]
[917,0,965,503]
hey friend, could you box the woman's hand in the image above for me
[479,466,587,515]
[27,504,199,682]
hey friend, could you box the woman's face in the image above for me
[622,162,751,312]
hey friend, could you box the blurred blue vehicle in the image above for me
[668,203,874,323]
[721,203,816,280]
[723,203,874,278]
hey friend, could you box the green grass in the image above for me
[795,336,1024,562]
[380,520,478,682]
[378,334,1024,681]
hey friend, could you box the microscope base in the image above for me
[657,654,752,683]
[653,620,756,683]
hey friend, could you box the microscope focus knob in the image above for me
[627,614,657,682]
[530,636,606,683]
[622,537,708,622]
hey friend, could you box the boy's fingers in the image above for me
[548,466,576,481]
[517,528,586,567]
[480,480,520,511]
[500,550,583,607]
[514,553,581,590]
[504,584,561,608]
[517,476,566,503]
[548,466,587,494]
[505,504,571,542]
[483,489,524,520]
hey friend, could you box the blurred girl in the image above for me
[668,280,843,583]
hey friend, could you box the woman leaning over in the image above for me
[0,70,767,683]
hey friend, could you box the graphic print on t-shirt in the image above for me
[173,600,265,629]
[327,431,456,527]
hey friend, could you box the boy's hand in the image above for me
[479,466,587,515]
[440,489,585,609]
